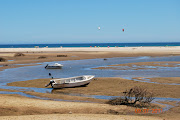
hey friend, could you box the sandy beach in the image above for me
[1,46,180,70]
[1,0,180,119]
[1,46,180,54]
[0,47,180,120]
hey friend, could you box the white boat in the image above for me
[45,75,94,89]
[45,63,63,69]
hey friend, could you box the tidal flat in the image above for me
[0,48,180,119]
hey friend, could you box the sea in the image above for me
[0,42,180,48]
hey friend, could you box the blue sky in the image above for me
[0,0,179,44]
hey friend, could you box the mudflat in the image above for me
[7,77,180,98]
[0,47,180,120]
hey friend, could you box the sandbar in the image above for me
[1,46,180,119]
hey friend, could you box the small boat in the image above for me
[45,63,63,69]
[45,75,94,89]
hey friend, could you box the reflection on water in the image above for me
[0,56,180,111]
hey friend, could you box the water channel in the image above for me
[0,56,180,112]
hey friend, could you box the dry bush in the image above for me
[38,56,47,59]
[107,86,154,107]
[0,57,6,62]
[106,97,129,105]
[14,53,25,57]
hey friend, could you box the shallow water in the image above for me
[8,60,14,62]
[0,56,180,111]
[1,56,180,84]
[130,77,180,85]
[0,56,180,93]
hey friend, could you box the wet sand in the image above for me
[94,61,180,70]
[149,77,180,84]
[0,93,179,120]
[0,51,160,71]
[7,77,180,98]
[1,47,180,119]
[1,47,180,70]
[0,94,165,120]
[0,94,134,115]
[2,78,180,120]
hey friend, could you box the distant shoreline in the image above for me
[1,46,180,53]
[1,42,180,48]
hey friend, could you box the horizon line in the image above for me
[1,42,180,45]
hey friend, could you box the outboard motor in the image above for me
[45,64,48,69]
[45,80,55,87]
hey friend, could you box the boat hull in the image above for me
[45,66,62,69]
[45,63,63,69]
[47,75,94,89]
[52,79,91,89]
